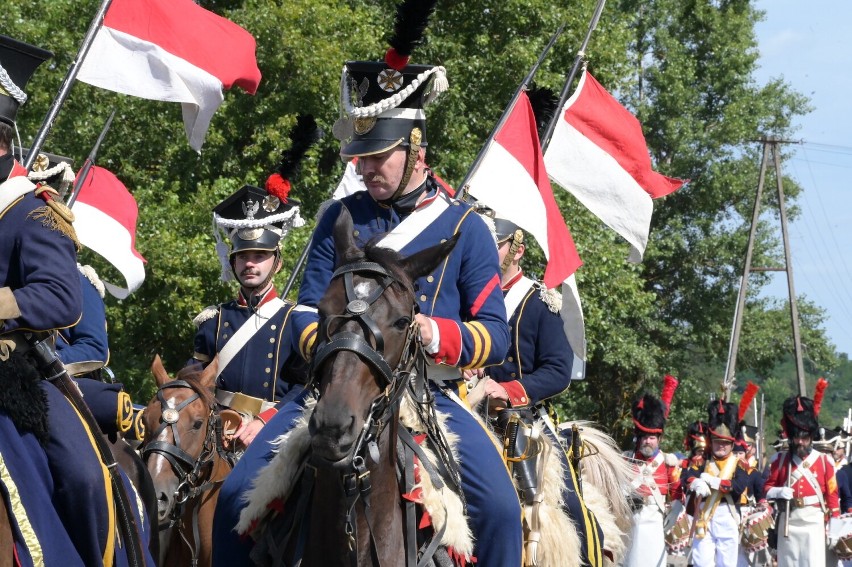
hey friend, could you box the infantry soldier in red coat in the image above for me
[765,395,841,566]
[623,375,681,567]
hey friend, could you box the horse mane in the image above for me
[172,366,217,408]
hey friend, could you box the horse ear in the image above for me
[332,205,362,267]
[150,355,171,387]
[399,233,460,282]
[198,356,219,389]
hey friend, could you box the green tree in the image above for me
[7,0,839,437]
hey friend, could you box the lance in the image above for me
[24,0,114,170]
[539,0,607,154]
[457,23,566,198]
[66,109,116,208]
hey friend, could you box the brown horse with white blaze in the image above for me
[142,355,240,567]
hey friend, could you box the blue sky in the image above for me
[753,1,852,358]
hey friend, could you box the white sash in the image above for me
[376,194,451,252]
[215,298,287,378]
[0,176,35,216]
[503,276,534,321]
[630,452,666,513]
[791,451,826,511]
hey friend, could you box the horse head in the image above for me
[141,355,239,527]
[308,207,458,468]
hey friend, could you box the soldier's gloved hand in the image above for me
[689,478,711,498]
[766,486,794,500]
[700,472,721,490]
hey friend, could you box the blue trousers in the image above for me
[213,384,523,566]
[42,381,115,567]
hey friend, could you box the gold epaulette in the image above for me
[29,186,80,251]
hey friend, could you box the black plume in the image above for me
[276,114,323,181]
[527,83,558,139]
[388,0,438,56]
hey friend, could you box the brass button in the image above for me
[356,194,362,200]
[222,334,228,339]
[520,397,527,403]
[269,338,275,343]
[263,382,269,388]
[270,324,277,330]
[353,230,360,237]
[420,294,427,302]
[507,356,514,362]
[265,368,271,374]
[510,372,517,378]
[223,322,230,327]
[427,276,434,283]
[267,353,273,359]
[440,238,447,243]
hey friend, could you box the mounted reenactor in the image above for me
[24,152,137,441]
[212,1,522,562]
[187,116,317,449]
[0,35,150,567]
[471,212,606,566]
[622,375,681,567]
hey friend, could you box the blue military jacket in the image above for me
[192,286,300,403]
[488,272,572,407]
[0,170,81,333]
[292,178,509,370]
[56,268,109,371]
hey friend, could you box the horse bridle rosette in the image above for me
[141,380,225,528]
[311,260,420,464]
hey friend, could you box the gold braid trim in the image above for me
[28,187,80,251]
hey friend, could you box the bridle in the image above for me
[141,379,234,565]
[309,260,422,560]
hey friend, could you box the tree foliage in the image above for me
[7,0,839,446]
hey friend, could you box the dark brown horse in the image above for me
[249,210,460,566]
[142,355,239,567]
[0,498,11,567]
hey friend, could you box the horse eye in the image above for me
[193,419,203,430]
[394,317,411,330]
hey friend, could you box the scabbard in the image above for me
[27,332,146,567]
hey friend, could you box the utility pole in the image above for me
[724,136,807,397]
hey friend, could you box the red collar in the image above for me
[237,286,278,307]
[501,270,524,292]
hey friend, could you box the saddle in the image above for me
[239,394,475,567]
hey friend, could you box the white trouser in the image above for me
[623,504,666,567]
[691,501,740,567]
[776,506,826,567]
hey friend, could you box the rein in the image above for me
[309,260,423,565]
[141,379,234,566]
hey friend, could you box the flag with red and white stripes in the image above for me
[544,70,685,262]
[71,166,146,299]
[77,0,261,151]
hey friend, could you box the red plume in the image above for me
[660,374,679,418]
[813,377,829,416]
[738,381,759,422]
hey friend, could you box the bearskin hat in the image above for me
[782,395,820,440]
[707,399,739,441]
[632,394,667,435]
